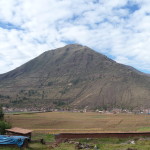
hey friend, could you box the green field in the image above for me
[1,135,150,150]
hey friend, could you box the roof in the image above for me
[5,127,33,134]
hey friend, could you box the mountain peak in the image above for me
[61,44,87,52]
[64,43,84,47]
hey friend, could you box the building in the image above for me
[5,127,33,140]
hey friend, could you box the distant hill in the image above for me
[0,44,150,110]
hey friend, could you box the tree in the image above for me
[0,105,4,120]
[0,105,11,134]
[0,121,11,134]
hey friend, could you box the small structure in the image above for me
[5,127,33,140]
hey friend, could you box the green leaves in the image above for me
[0,121,11,134]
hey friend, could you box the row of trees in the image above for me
[0,105,11,134]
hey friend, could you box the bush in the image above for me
[72,78,80,85]
[0,120,11,134]
[0,106,4,120]
[48,82,53,86]
[0,105,11,134]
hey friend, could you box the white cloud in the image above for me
[0,0,150,74]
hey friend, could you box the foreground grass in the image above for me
[1,136,150,150]
[100,139,150,150]
[77,137,150,150]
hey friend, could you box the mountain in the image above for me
[0,44,150,110]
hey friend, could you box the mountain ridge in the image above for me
[0,44,150,110]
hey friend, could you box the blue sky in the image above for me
[0,0,150,74]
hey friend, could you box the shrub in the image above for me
[0,121,11,134]
[48,82,53,86]
[53,101,65,106]
[0,105,4,120]
[72,78,80,85]
[0,105,11,134]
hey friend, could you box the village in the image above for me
[2,106,150,115]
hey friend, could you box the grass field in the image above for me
[1,112,150,150]
[1,135,150,150]
[6,112,150,134]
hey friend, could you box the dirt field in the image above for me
[6,112,150,134]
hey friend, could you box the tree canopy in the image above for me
[0,105,4,120]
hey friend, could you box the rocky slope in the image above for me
[0,44,150,110]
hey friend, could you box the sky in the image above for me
[0,0,150,74]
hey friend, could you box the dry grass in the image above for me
[6,112,150,134]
